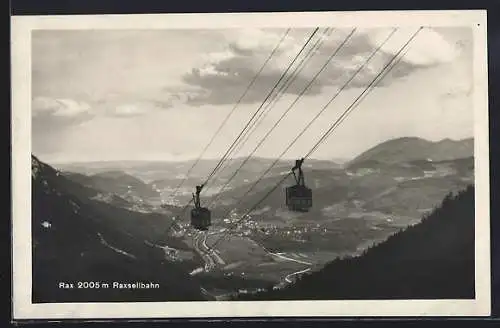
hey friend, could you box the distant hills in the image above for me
[208,158,473,234]
[52,136,473,200]
[61,170,162,211]
[50,136,474,256]
[349,137,473,166]
[31,155,206,302]
[52,136,473,172]
[235,184,475,300]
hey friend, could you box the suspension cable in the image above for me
[200,28,321,188]
[305,27,424,158]
[209,27,423,250]
[165,28,292,203]
[207,28,335,208]
[205,28,334,202]
[252,30,421,249]
[211,27,397,232]
[165,28,322,225]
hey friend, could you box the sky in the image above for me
[31,26,474,163]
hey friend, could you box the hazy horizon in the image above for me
[36,134,474,166]
[32,27,474,164]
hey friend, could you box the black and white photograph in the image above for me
[11,10,490,319]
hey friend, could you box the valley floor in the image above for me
[180,227,354,298]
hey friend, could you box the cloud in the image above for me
[32,96,96,139]
[371,27,460,66]
[100,89,200,117]
[182,27,467,106]
[181,28,305,105]
[32,89,196,127]
[33,97,93,118]
[112,103,150,117]
[31,97,96,156]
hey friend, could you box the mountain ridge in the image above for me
[44,136,474,171]
[349,136,473,166]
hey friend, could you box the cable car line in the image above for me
[164,28,292,204]
[199,28,321,191]
[157,27,405,242]
[205,28,334,197]
[179,27,318,223]
[215,27,422,247]
[305,27,424,158]
[209,27,422,250]
[207,27,336,208]
[208,28,355,209]
[185,28,321,231]
[158,28,294,234]
[210,27,395,231]
[253,28,423,246]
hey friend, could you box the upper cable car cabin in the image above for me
[190,184,211,231]
[285,158,312,212]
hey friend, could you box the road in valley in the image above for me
[191,230,225,272]
[202,232,226,266]
[284,267,311,283]
[267,251,313,286]
[192,230,313,294]
[268,252,312,266]
[200,287,217,301]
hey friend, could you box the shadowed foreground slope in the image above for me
[32,155,205,302]
[236,185,475,300]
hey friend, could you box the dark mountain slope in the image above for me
[236,185,475,300]
[41,167,183,247]
[32,155,205,302]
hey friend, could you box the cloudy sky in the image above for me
[32,26,473,163]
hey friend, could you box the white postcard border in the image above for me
[11,10,490,319]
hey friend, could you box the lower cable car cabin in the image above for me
[191,207,211,231]
[190,184,211,230]
[285,158,313,212]
[286,185,312,212]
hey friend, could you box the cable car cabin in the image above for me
[285,185,312,212]
[191,207,211,231]
[190,184,211,231]
[285,158,313,212]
